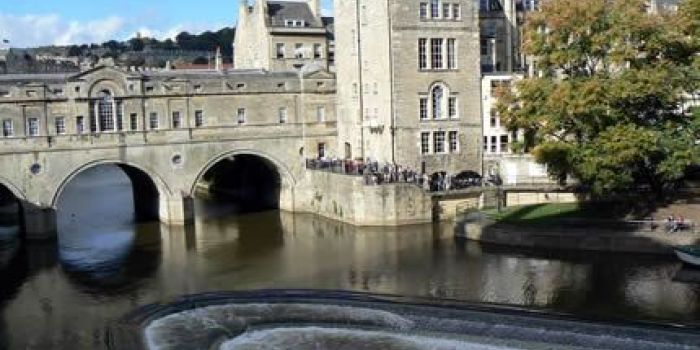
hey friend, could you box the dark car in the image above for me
[452,170,482,189]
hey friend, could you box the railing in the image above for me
[305,159,423,186]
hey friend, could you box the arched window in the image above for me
[431,85,444,119]
[97,90,115,132]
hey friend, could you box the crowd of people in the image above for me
[305,158,468,192]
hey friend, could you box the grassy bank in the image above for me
[482,203,617,225]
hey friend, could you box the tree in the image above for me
[496,0,700,197]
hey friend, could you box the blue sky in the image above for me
[0,0,334,47]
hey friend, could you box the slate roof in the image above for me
[267,1,321,27]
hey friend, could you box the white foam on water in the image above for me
[219,327,520,350]
[145,303,415,350]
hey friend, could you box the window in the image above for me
[55,117,66,135]
[237,108,246,124]
[419,98,429,120]
[432,85,444,119]
[90,113,97,133]
[430,38,443,69]
[194,84,203,92]
[317,106,326,122]
[130,113,138,131]
[276,43,285,59]
[313,44,322,59]
[149,112,159,130]
[447,38,456,69]
[2,119,13,137]
[172,111,182,129]
[449,131,459,153]
[418,38,428,69]
[452,3,461,19]
[195,110,204,127]
[420,2,428,19]
[421,132,430,154]
[76,116,85,134]
[500,135,509,153]
[294,43,304,59]
[490,136,497,153]
[116,101,124,131]
[434,131,446,153]
[318,142,327,158]
[442,3,451,18]
[483,136,489,152]
[480,39,489,56]
[448,97,458,118]
[279,107,288,124]
[430,0,440,18]
[27,118,39,136]
[97,91,115,132]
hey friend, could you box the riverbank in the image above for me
[461,204,699,255]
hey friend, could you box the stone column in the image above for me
[21,203,57,241]
[159,194,194,225]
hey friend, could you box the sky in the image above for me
[0,0,334,48]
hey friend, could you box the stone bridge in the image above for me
[0,124,334,240]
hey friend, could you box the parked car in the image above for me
[452,170,483,189]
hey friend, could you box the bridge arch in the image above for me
[0,176,26,202]
[189,149,296,213]
[50,160,173,221]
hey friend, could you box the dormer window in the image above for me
[285,19,306,27]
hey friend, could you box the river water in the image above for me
[0,165,699,349]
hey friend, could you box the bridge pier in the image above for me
[20,203,57,241]
[159,195,195,225]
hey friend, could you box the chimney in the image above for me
[215,47,223,71]
[309,0,321,18]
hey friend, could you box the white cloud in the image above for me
[0,14,126,47]
[0,14,228,48]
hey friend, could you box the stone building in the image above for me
[334,0,483,175]
[0,64,337,159]
[234,0,333,71]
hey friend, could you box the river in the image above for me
[0,165,698,349]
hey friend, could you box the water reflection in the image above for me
[0,166,697,349]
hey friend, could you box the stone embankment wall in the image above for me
[461,219,699,255]
[297,171,433,226]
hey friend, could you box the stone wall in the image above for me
[462,219,699,255]
[296,171,433,226]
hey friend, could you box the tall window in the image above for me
[434,131,446,153]
[430,0,440,18]
[317,106,326,122]
[27,118,39,136]
[276,43,285,59]
[418,38,428,69]
[490,135,497,153]
[130,113,138,131]
[430,38,443,69]
[448,97,458,118]
[149,112,159,130]
[97,91,115,132]
[172,111,182,128]
[500,135,510,153]
[419,2,428,19]
[447,38,456,69]
[76,116,85,134]
[116,101,124,131]
[453,4,461,19]
[313,44,322,59]
[55,117,66,135]
[421,132,430,154]
[2,119,13,137]
[237,108,246,124]
[432,85,444,119]
[483,136,489,152]
[419,97,429,120]
[442,3,451,18]
[195,110,204,127]
[279,107,288,124]
[294,43,304,59]
[449,131,459,153]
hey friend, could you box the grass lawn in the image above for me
[483,203,617,224]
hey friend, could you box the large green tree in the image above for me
[497,0,700,197]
